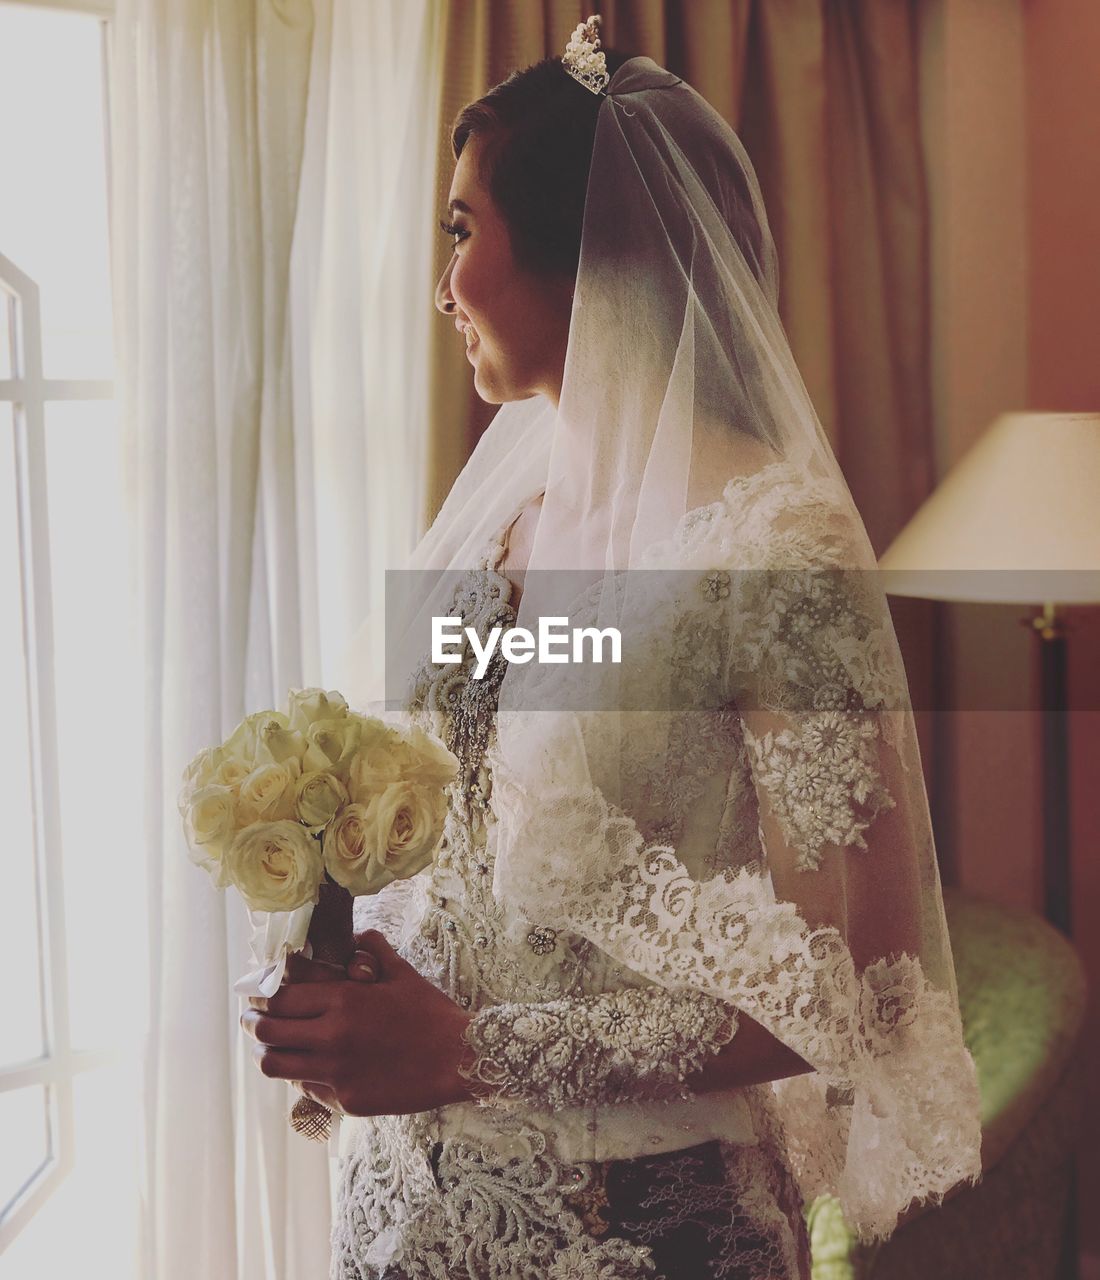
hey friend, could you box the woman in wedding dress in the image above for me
[241,19,982,1279]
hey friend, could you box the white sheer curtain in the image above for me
[291,0,444,687]
[109,0,443,1276]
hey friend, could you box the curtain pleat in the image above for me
[111,3,332,1276]
[740,2,836,450]
[290,0,445,690]
[669,0,752,127]
[827,1,934,543]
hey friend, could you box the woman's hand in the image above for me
[247,952,350,1113]
[240,930,476,1117]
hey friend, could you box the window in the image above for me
[1,3,143,1272]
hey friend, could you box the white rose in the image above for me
[363,780,447,873]
[253,722,307,766]
[352,714,404,756]
[224,711,279,757]
[323,783,445,895]
[399,725,460,789]
[321,804,377,893]
[212,756,250,791]
[286,687,349,736]
[346,722,415,801]
[181,745,225,793]
[344,719,457,801]
[237,759,302,825]
[303,717,362,778]
[222,710,306,767]
[294,769,350,831]
[181,784,237,882]
[224,820,324,912]
[178,745,229,814]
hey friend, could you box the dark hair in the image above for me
[450,51,633,279]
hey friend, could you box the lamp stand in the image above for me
[1025,602,1077,1280]
[1026,603,1072,935]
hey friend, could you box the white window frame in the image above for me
[0,0,116,1252]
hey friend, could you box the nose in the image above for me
[434,256,456,315]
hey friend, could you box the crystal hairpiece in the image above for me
[562,14,610,96]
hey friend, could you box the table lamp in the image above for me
[878,411,1100,935]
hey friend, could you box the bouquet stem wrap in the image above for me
[289,875,356,1142]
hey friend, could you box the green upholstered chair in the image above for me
[807,889,1089,1280]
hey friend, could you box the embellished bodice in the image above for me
[396,524,596,1009]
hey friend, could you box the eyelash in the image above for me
[439,218,469,246]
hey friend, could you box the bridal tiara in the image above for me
[562,14,610,96]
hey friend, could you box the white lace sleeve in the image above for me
[732,564,906,871]
[458,986,739,1108]
[719,552,982,1233]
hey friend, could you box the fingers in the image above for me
[347,951,377,982]
[245,950,380,1022]
[297,1080,343,1112]
[249,952,346,1011]
[254,982,334,1018]
[284,952,346,984]
[240,1007,329,1050]
[251,1044,318,1083]
[351,930,413,981]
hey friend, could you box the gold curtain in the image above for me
[425,0,945,869]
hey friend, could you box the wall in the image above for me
[920,0,1100,1270]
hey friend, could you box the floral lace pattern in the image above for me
[742,712,894,871]
[333,1110,659,1279]
[597,1137,811,1280]
[460,987,740,1108]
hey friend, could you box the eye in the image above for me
[439,218,469,248]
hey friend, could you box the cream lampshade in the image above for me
[878,410,1100,937]
[879,412,1100,605]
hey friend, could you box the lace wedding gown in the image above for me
[331,486,817,1280]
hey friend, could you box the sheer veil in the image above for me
[342,53,981,1240]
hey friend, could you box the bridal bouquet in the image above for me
[178,688,458,998]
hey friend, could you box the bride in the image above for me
[241,19,982,1279]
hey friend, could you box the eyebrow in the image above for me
[447,198,474,216]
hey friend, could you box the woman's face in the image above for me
[434,135,574,406]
